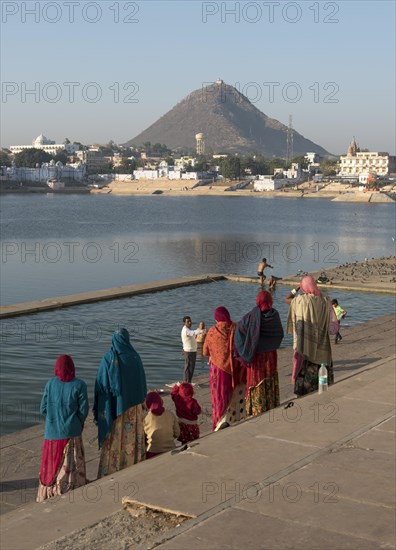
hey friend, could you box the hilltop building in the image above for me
[338,137,395,178]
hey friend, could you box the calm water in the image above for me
[0,194,395,434]
[1,280,395,435]
[1,194,395,305]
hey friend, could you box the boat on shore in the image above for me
[47,178,65,191]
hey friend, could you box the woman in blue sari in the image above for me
[94,328,147,478]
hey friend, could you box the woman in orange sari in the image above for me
[203,306,246,430]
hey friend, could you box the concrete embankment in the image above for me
[2,267,395,320]
[0,275,225,319]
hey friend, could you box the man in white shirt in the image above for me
[181,316,205,383]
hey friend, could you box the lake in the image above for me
[0,194,395,434]
[1,194,395,305]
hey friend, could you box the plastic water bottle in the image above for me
[318,364,328,394]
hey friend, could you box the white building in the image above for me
[133,170,159,180]
[304,152,321,174]
[284,163,302,179]
[10,134,78,155]
[254,176,285,191]
[174,157,196,170]
[5,161,86,182]
[339,137,396,177]
[168,170,182,180]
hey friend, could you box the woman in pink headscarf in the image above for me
[285,275,334,396]
[203,306,247,430]
[37,355,89,502]
[234,291,284,416]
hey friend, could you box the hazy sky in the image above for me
[1,0,395,155]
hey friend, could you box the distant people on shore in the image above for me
[144,391,180,458]
[235,291,284,416]
[171,382,202,444]
[37,354,89,502]
[203,306,247,430]
[94,328,147,478]
[285,276,334,396]
[331,298,348,344]
[257,258,276,289]
[181,316,206,383]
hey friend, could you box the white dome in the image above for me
[33,133,48,146]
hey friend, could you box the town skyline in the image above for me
[1,1,395,155]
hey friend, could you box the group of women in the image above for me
[36,275,334,502]
[202,275,334,429]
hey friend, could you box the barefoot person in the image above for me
[257,258,276,289]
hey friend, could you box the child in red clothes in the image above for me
[171,382,202,444]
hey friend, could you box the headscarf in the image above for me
[214,306,232,324]
[179,382,194,399]
[54,354,75,382]
[256,291,273,311]
[300,275,321,295]
[146,392,165,416]
[93,328,147,448]
[171,383,202,420]
[235,296,283,364]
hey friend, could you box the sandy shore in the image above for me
[91,178,396,202]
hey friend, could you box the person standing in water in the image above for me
[257,258,275,289]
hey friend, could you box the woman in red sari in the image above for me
[37,355,89,502]
[203,306,246,431]
[234,291,284,416]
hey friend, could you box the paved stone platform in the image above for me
[0,314,395,549]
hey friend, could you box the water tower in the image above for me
[195,133,205,155]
